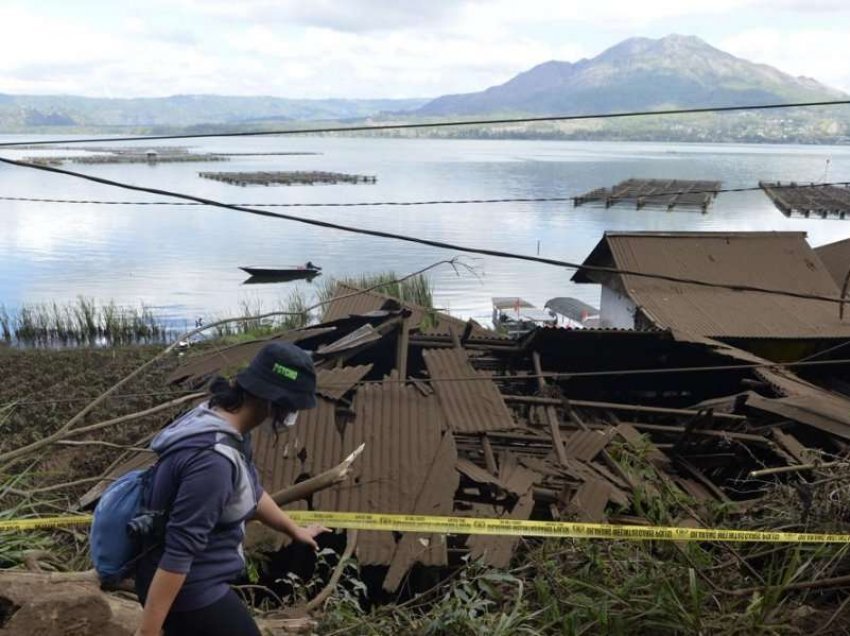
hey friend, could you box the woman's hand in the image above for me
[291,523,331,550]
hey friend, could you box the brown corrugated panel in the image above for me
[423,348,516,433]
[456,458,510,492]
[563,429,615,461]
[673,476,715,502]
[316,324,381,355]
[575,232,850,339]
[771,429,811,463]
[315,365,373,401]
[327,380,455,567]
[251,397,343,512]
[322,282,495,337]
[814,237,850,288]
[383,433,459,592]
[750,368,850,440]
[615,423,670,467]
[566,479,611,522]
[167,327,335,384]
[466,455,538,568]
[321,283,389,323]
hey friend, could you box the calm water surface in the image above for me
[2,136,850,327]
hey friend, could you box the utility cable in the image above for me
[2,154,849,306]
[0,99,848,148]
[1,181,849,208]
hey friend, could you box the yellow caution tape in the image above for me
[1,511,848,544]
[0,515,93,531]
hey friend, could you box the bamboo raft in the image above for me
[198,171,377,186]
[760,181,850,219]
[24,153,228,166]
[574,178,721,212]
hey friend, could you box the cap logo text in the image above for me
[272,363,299,381]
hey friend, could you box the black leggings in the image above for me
[163,589,261,636]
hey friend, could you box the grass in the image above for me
[208,290,312,342]
[1,297,167,347]
[317,272,434,310]
[313,440,850,635]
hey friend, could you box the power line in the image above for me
[2,154,850,306]
[2,181,849,208]
[1,99,848,148]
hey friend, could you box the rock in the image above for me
[0,571,138,635]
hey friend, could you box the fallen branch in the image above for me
[0,392,202,468]
[304,529,358,613]
[270,443,365,506]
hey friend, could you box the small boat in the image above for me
[239,262,321,277]
[492,297,556,338]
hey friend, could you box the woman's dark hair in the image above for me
[208,376,246,412]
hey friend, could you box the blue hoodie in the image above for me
[134,403,264,612]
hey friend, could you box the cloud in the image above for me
[172,0,468,32]
[721,29,850,92]
[0,1,846,98]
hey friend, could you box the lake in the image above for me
[2,135,850,329]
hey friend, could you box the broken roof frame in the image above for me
[81,274,850,590]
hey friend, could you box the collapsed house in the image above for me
[80,277,850,593]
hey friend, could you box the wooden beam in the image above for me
[533,351,569,466]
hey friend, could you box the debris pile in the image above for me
[82,283,850,592]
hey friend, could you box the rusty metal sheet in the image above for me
[749,368,850,440]
[250,397,343,512]
[563,429,615,461]
[384,433,459,592]
[673,476,715,502]
[322,282,494,337]
[615,423,670,467]
[771,429,812,464]
[466,456,538,568]
[317,324,381,355]
[167,327,336,385]
[326,380,454,567]
[423,348,516,433]
[573,232,850,339]
[566,479,611,522]
[315,365,373,402]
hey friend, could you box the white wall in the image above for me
[600,284,637,329]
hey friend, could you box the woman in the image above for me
[134,342,328,636]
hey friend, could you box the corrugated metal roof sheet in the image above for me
[573,232,850,339]
[315,365,373,401]
[251,397,342,511]
[167,327,336,385]
[814,237,850,288]
[563,429,615,461]
[748,367,850,440]
[423,348,517,433]
[323,283,494,337]
[466,456,537,567]
[330,379,457,568]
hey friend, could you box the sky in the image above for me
[0,0,848,99]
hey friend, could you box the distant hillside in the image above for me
[418,35,846,116]
[0,94,428,131]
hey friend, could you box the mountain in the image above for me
[0,94,428,131]
[417,35,846,116]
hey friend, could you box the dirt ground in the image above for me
[0,345,186,493]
